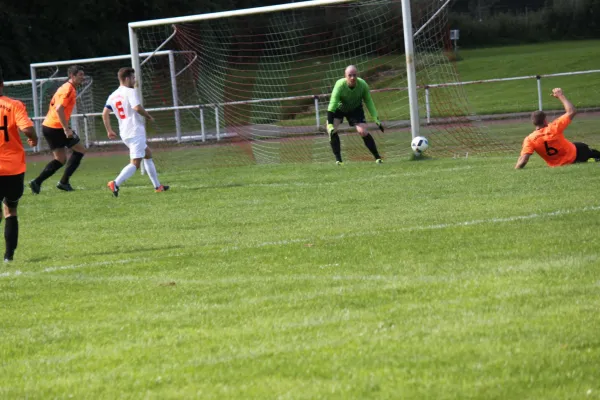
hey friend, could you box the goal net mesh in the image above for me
[133,0,510,163]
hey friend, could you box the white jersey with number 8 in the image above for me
[105,86,146,140]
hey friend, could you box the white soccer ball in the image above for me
[411,136,429,154]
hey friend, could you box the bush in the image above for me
[449,0,600,48]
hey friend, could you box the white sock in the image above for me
[115,164,137,187]
[143,158,161,188]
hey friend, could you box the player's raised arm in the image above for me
[102,106,118,139]
[552,88,577,120]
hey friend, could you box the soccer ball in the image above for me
[411,136,429,154]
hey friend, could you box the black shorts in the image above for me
[0,173,25,208]
[332,107,366,126]
[573,142,595,163]
[42,125,81,150]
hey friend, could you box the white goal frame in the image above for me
[29,50,196,146]
[128,0,424,138]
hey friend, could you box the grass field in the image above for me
[1,113,600,398]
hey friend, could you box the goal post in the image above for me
[29,50,196,150]
[128,0,511,163]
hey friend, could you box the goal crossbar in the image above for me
[129,0,353,28]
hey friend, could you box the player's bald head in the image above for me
[344,65,358,87]
[345,65,358,77]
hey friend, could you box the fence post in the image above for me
[536,75,543,111]
[199,106,206,142]
[314,95,320,131]
[83,115,90,148]
[215,106,220,141]
[425,86,431,124]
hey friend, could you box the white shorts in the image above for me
[122,136,148,159]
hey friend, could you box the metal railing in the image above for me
[22,68,600,150]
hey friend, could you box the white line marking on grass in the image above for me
[0,258,144,279]
[3,205,598,280]
[224,205,600,251]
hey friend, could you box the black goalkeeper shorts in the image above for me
[332,107,366,126]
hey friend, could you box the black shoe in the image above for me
[4,253,13,263]
[29,179,41,195]
[155,185,169,192]
[56,182,74,192]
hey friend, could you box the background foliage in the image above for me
[1,0,599,80]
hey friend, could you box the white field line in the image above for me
[1,205,598,280]
[0,258,146,279]
[224,205,600,252]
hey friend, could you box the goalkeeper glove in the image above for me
[376,120,385,133]
[327,123,335,136]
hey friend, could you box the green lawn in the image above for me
[1,117,599,398]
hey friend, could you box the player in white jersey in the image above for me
[102,67,169,197]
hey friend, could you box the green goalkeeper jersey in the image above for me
[327,77,378,121]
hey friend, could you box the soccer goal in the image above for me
[29,50,197,150]
[128,0,509,163]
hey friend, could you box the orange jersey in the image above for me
[0,96,34,176]
[521,114,576,167]
[43,81,77,129]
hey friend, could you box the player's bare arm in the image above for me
[133,105,154,122]
[102,107,118,139]
[552,88,577,120]
[515,153,531,169]
[55,104,73,138]
[21,126,38,148]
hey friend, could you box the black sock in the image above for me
[60,152,84,185]
[330,133,342,162]
[590,148,600,159]
[35,159,64,184]
[362,134,381,159]
[4,216,18,260]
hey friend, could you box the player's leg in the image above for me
[108,137,144,197]
[329,116,344,164]
[3,174,24,262]
[30,127,67,194]
[57,137,86,191]
[143,146,169,192]
[572,142,600,163]
[587,145,600,161]
[351,107,381,162]
[108,158,140,198]
[356,123,382,162]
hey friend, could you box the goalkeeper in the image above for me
[326,65,383,165]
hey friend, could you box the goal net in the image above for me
[30,51,196,150]
[129,0,510,163]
